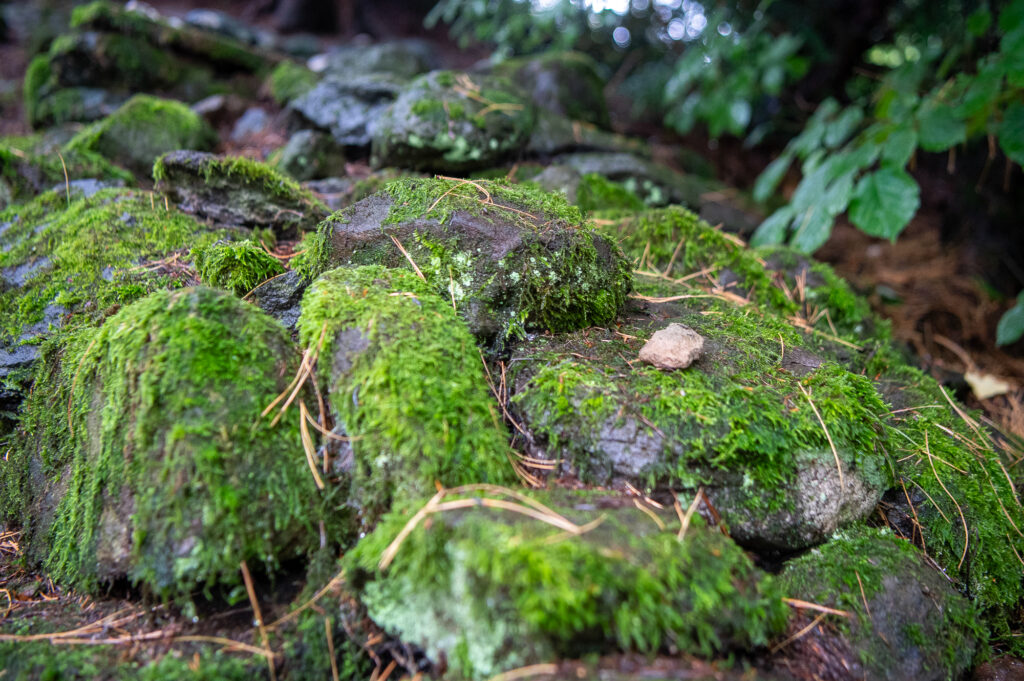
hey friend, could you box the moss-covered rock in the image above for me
[271,129,346,182]
[507,301,892,551]
[371,70,535,173]
[575,172,646,213]
[0,135,132,208]
[0,188,232,416]
[346,488,788,680]
[267,59,319,106]
[3,287,338,600]
[65,94,216,174]
[303,177,632,340]
[191,239,284,296]
[776,527,984,681]
[154,151,330,236]
[288,75,406,148]
[297,266,515,522]
[492,50,611,128]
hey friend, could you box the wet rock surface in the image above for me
[289,75,406,147]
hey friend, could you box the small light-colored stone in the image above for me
[638,323,704,370]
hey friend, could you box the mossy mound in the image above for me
[267,59,319,106]
[303,177,632,339]
[4,287,338,600]
[346,487,788,680]
[0,188,229,402]
[65,94,216,174]
[492,50,611,128]
[594,206,872,338]
[777,527,984,680]
[24,1,272,129]
[371,70,535,172]
[192,239,284,296]
[574,172,646,213]
[507,300,892,550]
[154,151,329,236]
[297,265,515,522]
[0,135,132,208]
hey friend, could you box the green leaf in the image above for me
[958,59,1003,118]
[998,101,1024,165]
[1000,0,1024,34]
[750,206,795,247]
[881,126,918,166]
[1002,26,1024,87]
[753,153,793,203]
[824,107,864,148]
[791,98,840,157]
[848,167,920,240]
[789,206,835,253]
[791,160,831,213]
[916,101,966,151]
[996,294,1024,346]
[967,8,992,36]
[821,171,855,217]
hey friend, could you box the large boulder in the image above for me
[302,177,632,339]
[297,266,515,521]
[346,488,788,680]
[371,70,535,173]
[2,287,336,600]
[154,151,330,236]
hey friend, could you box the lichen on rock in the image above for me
[303,177,632,340]
[371,70,535,172]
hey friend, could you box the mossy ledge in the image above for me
[191,239,285,296]
[346,488,788,680]
[303,177,632,340]
[3,287,340,602]
[297,265,516,523]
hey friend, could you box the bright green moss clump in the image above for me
[267,60,319,105]
[192,239,284,296]
[306,177,632,338]
[28,287,329,600]
[347,489,788,680]
[297,266,515,521]
[575,172,645,213]
[66,94,216,173]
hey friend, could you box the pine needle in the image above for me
[798,383,845,493]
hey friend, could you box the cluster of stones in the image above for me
[0,3,1022,680]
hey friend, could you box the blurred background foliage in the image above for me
[426,0,1024,344]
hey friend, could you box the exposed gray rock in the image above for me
[526,109,650,157]
[248,269,306,331]
[230,106,270,142]
[274,129,346,181]
[289,75,405,147]
[320,40,436,80]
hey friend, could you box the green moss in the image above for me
[0,138,132,207]
[296,266,515,521]
[15,287,334,601]
[23,55,52,128]
[0,188,226,349]
[574,173,645,213]
[65,94,216,173]
[267,60,318,105]
[510,304,891,502]
[780,526,986,677]
[307,178,632,338]
[347,489,788,679]
[191,240,284,296]
[70,0,269,73]
[153,153,322,210]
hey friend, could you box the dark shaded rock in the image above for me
[248,269,306,331]
[775,527,982,681]
[289,75,404,147]
[526,109,651,157]
[371,70,535,173]
[307,177,631,339]
[273,129,346,181]
[154,151,330,236]
[346,488,787,680]
[492,50,610,128]
[320,40,436,80]
[556,151,705,207]
[184,8,262,46]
